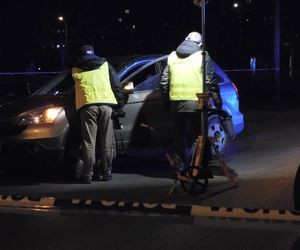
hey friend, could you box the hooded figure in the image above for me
[159,32,222,172]
[160,32,222,111]
[71,45,125,183]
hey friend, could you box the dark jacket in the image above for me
[74,55,125,109]
[160,40,222,111]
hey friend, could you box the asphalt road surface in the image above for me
[1,101,300,249]
[1,102,300,210]
[0,206,299,250]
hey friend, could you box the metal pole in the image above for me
[58,16,68,70]
[273,0,280,103]
[201,0,207,137]
[63,19,68,69]
[274,0,280,71]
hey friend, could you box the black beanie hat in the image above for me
[80,45,95,56]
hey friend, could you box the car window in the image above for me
[121,64,145,81]
[214,73,224,84]
[160,59,168,70]
[129,64,160,91]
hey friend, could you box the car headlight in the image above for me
[18,106,64,125]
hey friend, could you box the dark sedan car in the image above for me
[0,55,244,167]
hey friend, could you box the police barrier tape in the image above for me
[1,194,300,223]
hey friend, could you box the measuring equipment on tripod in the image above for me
[140,98,238,195]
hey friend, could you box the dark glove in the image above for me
[214,98,223,110]
[211,92,223,110]
[111,108,126,119]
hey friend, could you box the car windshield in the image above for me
[34,71,74,97]
[0,73,55,104]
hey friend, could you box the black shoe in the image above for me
[92,176,102,182]
[79,176,92,184]
[101,174,112,181]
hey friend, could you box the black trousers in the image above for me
[172,111,202,167]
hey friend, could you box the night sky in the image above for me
[0,0,298,72]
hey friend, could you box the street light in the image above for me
[58,16,68,40]
[233,3,239,8]
[57,15,68,69]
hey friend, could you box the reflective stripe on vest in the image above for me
[168,51,203,101]
[72,62,117,110]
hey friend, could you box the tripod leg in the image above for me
[177,135,209,195]
[209,137,237,187]
[168,179,178,195]
[191,135,205,177]
[219,156,237,187]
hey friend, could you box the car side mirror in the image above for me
[123,81,134,94]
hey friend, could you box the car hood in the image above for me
[0,95,70,117]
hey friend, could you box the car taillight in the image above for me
[232,82,238,93]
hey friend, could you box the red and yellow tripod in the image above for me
[141,93,237,195]
[171,93,237,195]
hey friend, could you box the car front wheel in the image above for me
[208,114,229,156]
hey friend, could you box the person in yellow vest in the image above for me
[72,45,125,183]
[160,31,222,173]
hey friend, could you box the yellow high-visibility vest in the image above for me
[168,51,203,101]
[72,62,117,110]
